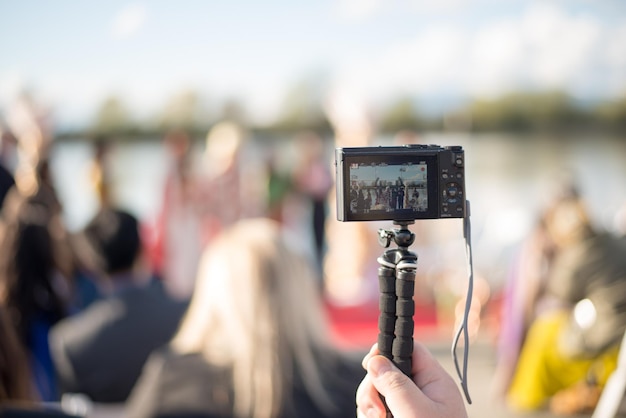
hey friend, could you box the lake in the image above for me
[48,132,626,287]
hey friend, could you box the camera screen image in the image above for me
[348,160,431,219]
[336,145,464,221]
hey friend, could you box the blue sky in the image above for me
[1,0,625,129]
[352,162,427,185]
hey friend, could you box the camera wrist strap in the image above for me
[452,199,473,404]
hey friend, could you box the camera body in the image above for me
[335,144,465,222]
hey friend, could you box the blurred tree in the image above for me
[216,97,249,127]
[91,96,135,136]
[157,89,208,132]
[467,91,583,132]
[67,89,626,141]
[378,97,423,134]
[594,95,626,131]
[272,77,330,133]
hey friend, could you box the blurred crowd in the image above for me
[1,92,626,418]
[0,94,368,417]
[491,180,626,415]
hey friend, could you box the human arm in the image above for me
[356,341,468,418]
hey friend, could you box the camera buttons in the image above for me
[445,182,460,199]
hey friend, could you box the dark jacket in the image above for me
[48,279,188,403]
[126,345,366,418]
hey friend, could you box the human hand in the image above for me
[356,341,468,418]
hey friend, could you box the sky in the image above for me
[1,0,625,129]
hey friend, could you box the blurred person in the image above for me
[155,122,264,301]
[125,218,365,418]
[322,90,383,304]
[356,341,468,418]
[506,192,626,415]
[263,148,293,224]
[87,138,114,210]
[0,96,100,403]
[9,132,102,312]
[197,121,259,240]
[289,132,333,277]
[490,212,556,400]
[49,208,188,403]
[5,91,54,200]
[150,129,202,300]
[0,194,75,402]
[0,303,35,404]
[1,303,85,417]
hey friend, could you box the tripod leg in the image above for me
[377,261,396,361]
[377,255,398,417]
[393,260,416,377]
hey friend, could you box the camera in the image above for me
[335,144,465,222]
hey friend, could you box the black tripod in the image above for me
[376,221,418,378]
[375,206,474,410]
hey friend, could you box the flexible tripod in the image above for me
[376,221,418,378]
[375,205,474,412]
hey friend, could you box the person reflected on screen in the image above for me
[356,341,468,418]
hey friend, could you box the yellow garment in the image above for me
[507,311,619,411]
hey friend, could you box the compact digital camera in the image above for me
[335,144,466,222]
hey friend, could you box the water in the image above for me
[48,133,626,287]
[49,140,170,231]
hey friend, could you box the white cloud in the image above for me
[330,2,624,106]
[332,25,468,104]
[521,4,602,89]
[388,26,467,91]
[110,3,147,40]
[333,0,386,21]
[406,0,483,14]
[467,21,525,97]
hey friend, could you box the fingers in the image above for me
[362,343,379,369]
[358,341,468,418]
[356,373,386,418]
[365,355,428,417]
[411,341,462,405]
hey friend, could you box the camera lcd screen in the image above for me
[343,154,439,221]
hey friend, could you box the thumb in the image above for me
[367,355,425,416]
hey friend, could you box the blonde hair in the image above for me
[204,121,245,177]
[172,218,335,418]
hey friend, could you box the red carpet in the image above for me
[325,300,446,350]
